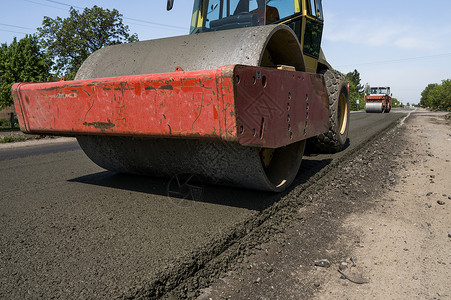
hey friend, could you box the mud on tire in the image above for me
[307,69,350,153]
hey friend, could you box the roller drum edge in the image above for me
[74,24,304,80]
[365,102,384,113]
[76,136,306,192]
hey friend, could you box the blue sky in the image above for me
[1,0,451,104]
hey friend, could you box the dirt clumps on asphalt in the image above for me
[197,109,450,299]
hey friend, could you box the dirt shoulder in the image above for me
[314,111,451,299]
[197,109,451,299]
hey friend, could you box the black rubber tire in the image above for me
[307,69,350,153]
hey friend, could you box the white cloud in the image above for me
[394,37,422,50]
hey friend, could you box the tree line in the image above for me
[344,69,367,111]
[0,6,137,109]
[420,80,451,110]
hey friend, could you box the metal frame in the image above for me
[13,65,329,148]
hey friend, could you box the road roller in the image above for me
[365,86,392,113]
[12,0,350,191]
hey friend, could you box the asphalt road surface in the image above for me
[0,110,408,298]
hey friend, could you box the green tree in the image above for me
[420,80,451,109]
[440,79,451,109]
[345,69,363,93]
[391,97,401,107]
[345,69,365,111]
[420,83,438,108]
[38,5,138,79]
[0,35,52,108]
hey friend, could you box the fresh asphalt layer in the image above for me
[0,139,80,161]
[0,110,408,298]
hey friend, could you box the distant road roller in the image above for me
[365,86,392,113]
[12,0,350,191]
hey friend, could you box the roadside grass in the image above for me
[0,127,20,132]
[0,118,17,128]
[0,118,51,143]
[0,119,20,132]
[0,133,47,144]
